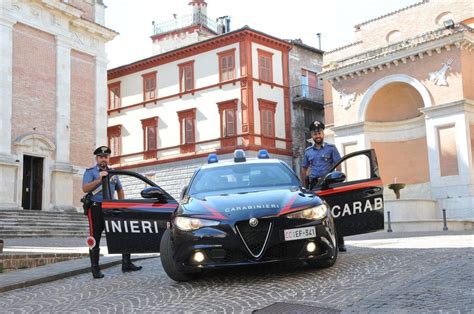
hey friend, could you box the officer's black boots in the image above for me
[89,248,104,279]
[338,237,347,252]
[122,254,142,272]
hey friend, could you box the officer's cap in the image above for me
[94,146,111,156]
[309,120,325,132]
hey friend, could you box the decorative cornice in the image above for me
[108,27,292,80]
[70,18,118,40]
[330,121,365,137]
[321,26,473,81]
[40,0,83,18]
[420,99,474,118]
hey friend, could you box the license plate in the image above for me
[284,226,316,241]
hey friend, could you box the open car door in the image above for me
[101,170,178,254]
[312,149,384,237]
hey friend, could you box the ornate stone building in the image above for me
[0,0,117,211]
[321,0,473,230]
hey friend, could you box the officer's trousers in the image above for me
[87,202,104,249]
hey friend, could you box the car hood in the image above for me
[179,188,322,221]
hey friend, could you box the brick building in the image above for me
[0,0,116,211]
[107,0,293,198]
[320,0,474,230]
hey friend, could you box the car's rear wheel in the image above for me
[306,240,338,269]
[160,229,195,282]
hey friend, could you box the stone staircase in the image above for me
[0,210,89,238]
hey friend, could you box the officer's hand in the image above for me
[99,171,108,178]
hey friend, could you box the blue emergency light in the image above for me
[208,153,218,164]
[257,149,270,159]
[233,149,246,162]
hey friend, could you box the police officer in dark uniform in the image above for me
[82,146,142,279]
[300,121,347,252]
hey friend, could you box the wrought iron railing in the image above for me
[152,12,223,36]
[291,85,324,104]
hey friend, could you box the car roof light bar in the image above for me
[233,149,246,162]
[208,153,218,164]
[257,149,270,159]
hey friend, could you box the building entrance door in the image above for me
[21,155,43,210]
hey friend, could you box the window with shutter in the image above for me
[258,50,273,83]
[218,49,236,82]
[142,72,157,101]
[179,61,194,92]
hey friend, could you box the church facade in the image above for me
[0,0,116,211]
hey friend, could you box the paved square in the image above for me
[0,233,472,313]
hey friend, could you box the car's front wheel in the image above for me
[160,229,196,282]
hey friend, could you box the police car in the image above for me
[100,149,384,282]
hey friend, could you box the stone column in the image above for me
[95,55,108,147]
[0,17,20,210]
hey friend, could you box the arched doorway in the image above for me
[13,133,55,210]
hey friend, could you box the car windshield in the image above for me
[188,162,301,195]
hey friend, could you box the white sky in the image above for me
[104,0,419,69]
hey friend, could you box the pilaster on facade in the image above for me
[421,100,474,190]
[95,55,108,147]
[0,16,15,157]
[55,36,72,164]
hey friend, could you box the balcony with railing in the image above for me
[291,85,324,107]
[152,12,223,37]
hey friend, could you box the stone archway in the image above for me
[13,133,56,210]
[358,74,433,123]
[360,76,432,199]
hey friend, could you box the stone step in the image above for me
[0,230,89,237]
[0,210,91,238]
[0,211,84,218]
[0,220,89,226]
[0,210,83,215]
[0,216,87,221]
[0,226,88,231]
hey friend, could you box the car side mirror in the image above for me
[321,171,346,189]
[180,185,188,200]
[141,187,166,200]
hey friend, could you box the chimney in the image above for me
[317,33,321,50]
[225,17,231,33]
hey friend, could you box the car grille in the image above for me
[236,219,272,258]
[207,248,246,263]
[264,240,306,260]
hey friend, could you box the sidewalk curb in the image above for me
[0,255,156,294]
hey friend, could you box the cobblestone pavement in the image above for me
[0,234,472,313]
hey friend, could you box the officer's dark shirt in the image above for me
[82,165,122,202]
[302,142,341,179]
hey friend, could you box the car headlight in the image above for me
[286,204,328,220]
[174,216,219,231]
